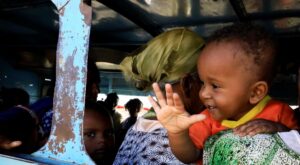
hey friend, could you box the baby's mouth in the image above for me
[207,105,216,111]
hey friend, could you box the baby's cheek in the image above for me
[210,110,225,121]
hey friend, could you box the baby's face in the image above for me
[197,41,256,121]
[84,110,114,163]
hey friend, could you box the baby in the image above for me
[149,23,298,164]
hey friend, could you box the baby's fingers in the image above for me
[173,93,185,111]
[148,95,161,113]
[165,84,174,106]
[152,83,166,107]
[189,114,206,125]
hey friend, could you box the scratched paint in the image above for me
[33,0,94,164]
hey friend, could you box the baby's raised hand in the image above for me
[233,119,290,136]
[148,83,206,134]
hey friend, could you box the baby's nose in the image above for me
[199,86,211,100]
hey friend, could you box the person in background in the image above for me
[119,98,143,142]
[86,60,101,103]
[0,60,118,163]
[149,23,298,164]
[113,28,205,164]
[84,101,116,165]
[0,106,40,154]
[0,87,30,111]
[104,92,119,111]
[121,98,142,131]
[103,92,122,134]
[0,87,44,148]
[295,66,300,126]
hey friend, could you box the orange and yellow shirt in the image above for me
[189,96,298,164]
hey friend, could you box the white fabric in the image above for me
[132,117,163,132]
[278,130,300,154]
[113,117,190,165]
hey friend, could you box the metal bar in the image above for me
[33,0,94,164]
[0,0,50,11]
[229,0,249,22]
[158,9,300,27]
[98,0,163,37]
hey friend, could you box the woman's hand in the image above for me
[0,137,22,150]
[233,119,290,136]
[148,83,206,134]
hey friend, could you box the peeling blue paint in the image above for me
[33,0,94,164]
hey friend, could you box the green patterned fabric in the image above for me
[142,108,157,120]
[203,130,300,165]
[120,28,205,91]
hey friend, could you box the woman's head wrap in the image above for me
[120,28,205,91]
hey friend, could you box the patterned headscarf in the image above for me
[120,28,205,91]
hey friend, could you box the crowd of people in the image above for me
[0,22,299,165]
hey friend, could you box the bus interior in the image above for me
[0,0,299,164]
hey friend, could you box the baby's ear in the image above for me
[249,81,268,104]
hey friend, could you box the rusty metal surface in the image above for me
[33,0,94,164]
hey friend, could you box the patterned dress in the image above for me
[203,129,300,165]
[113,117,191,165]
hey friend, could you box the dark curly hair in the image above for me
[207,22,278,85]
[104,92,119,111]
[125,98,142,117]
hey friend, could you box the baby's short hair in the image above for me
[207,22,278,85]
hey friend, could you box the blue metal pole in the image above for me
[33,0,94,164]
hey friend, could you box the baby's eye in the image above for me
[84,131,96,138]
[212,83,219,89]
[199,80,204,85]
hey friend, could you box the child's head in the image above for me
[1,87,30,111]
[104,92,119,110]
[125,98,143,117]
[0,106,39,154]
[197,23,277,121]
[84,102,115,164]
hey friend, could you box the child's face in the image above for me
[197,41,256,121]
[84,109,114,163]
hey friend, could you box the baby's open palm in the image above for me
[148,83,206,134]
